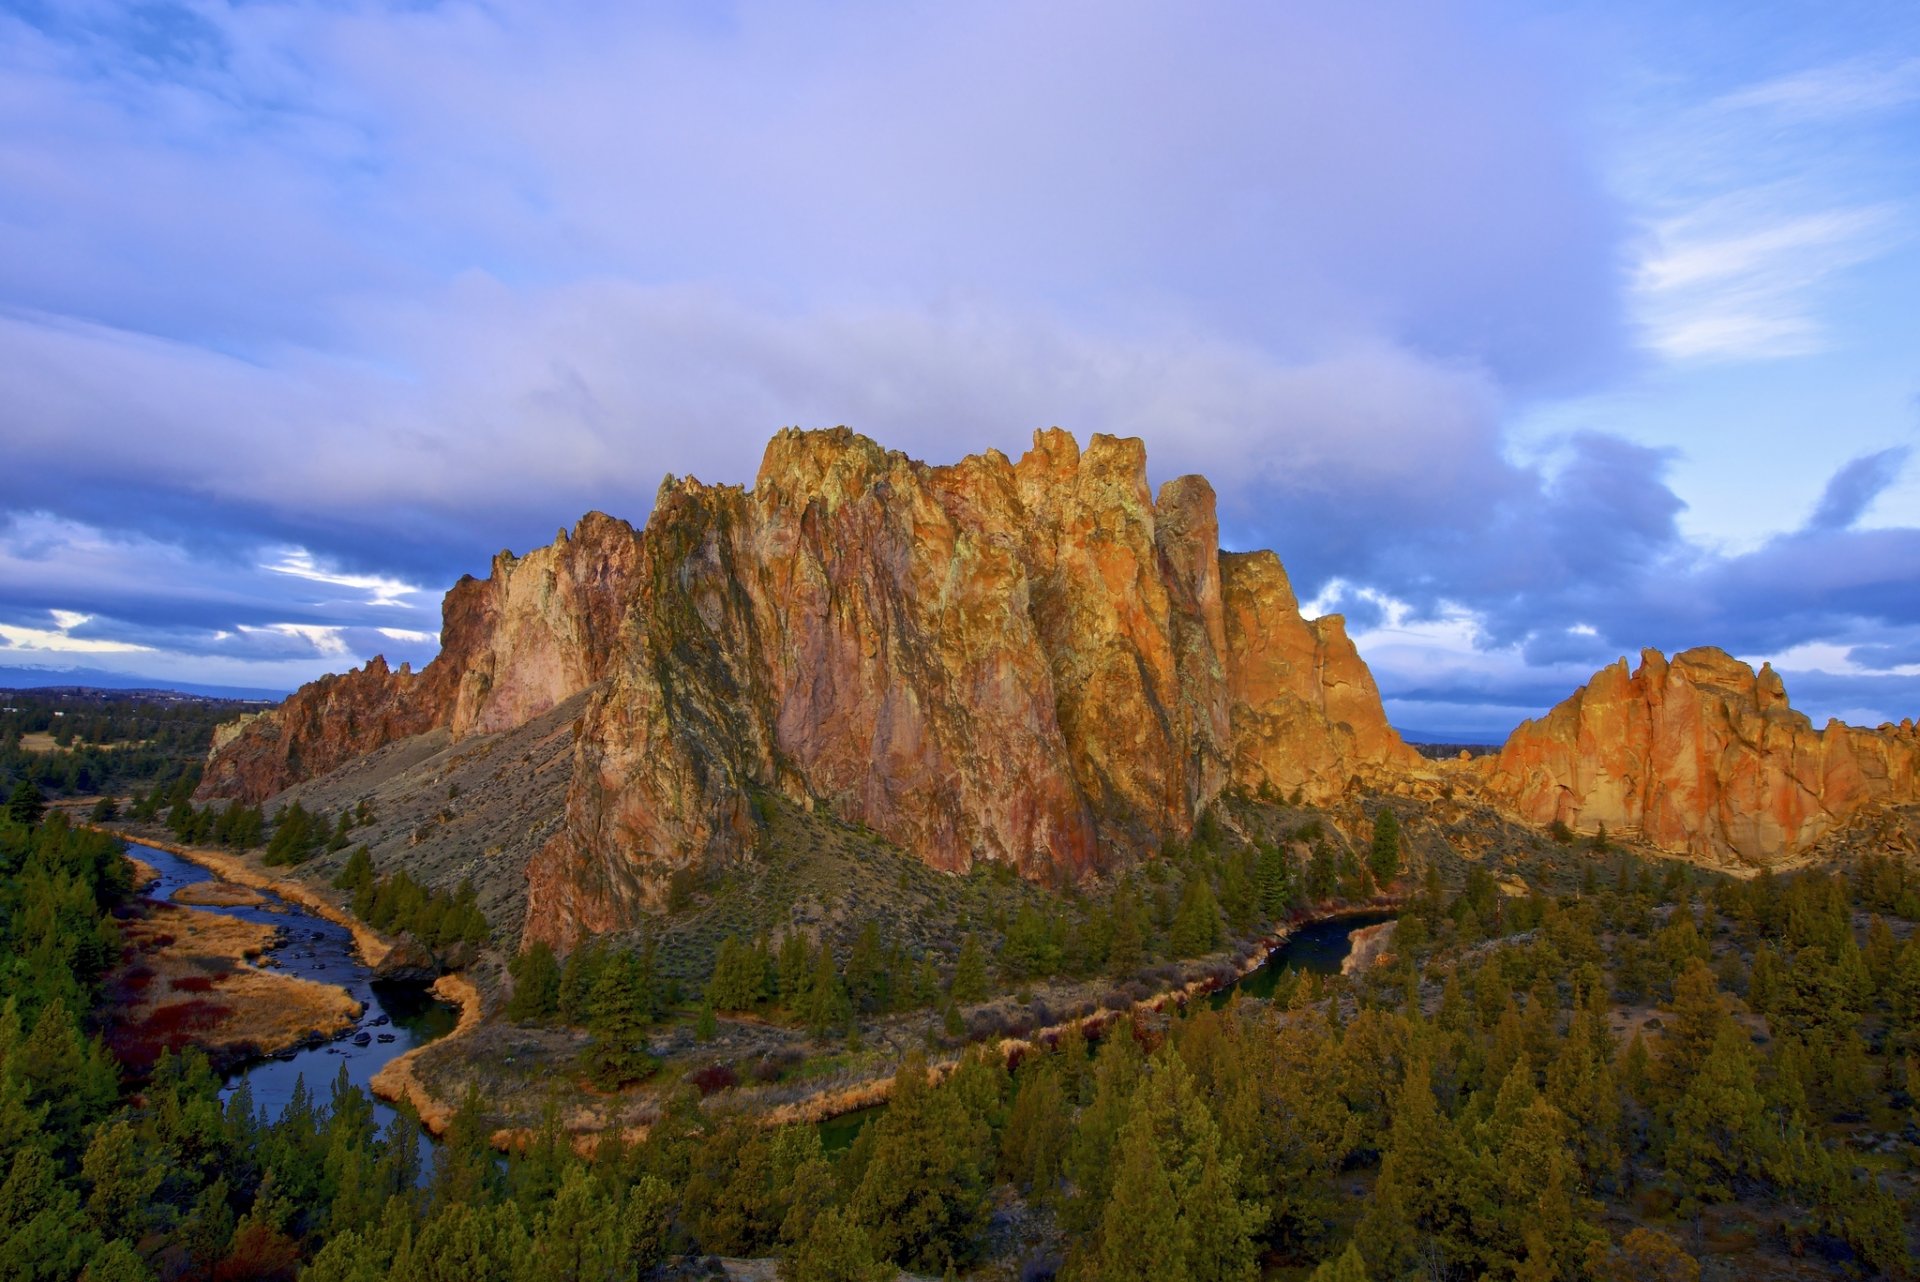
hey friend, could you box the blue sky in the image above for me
[0,0,1915,739]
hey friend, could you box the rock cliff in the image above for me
[201,428,1413,944]
[1478,647,1920,866]
[196,512,643,803]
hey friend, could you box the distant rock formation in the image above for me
[1477,647,1920,866]
[200,427,1413,945]
[197,511,643,804]
[203,430,1920,943]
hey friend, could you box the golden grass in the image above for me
[369,972,484,1133]
[91,828,393,966]
[112,902,360,1066]
[21,731,147,752]
[171,880,270,909]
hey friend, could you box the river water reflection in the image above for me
[127,841,456,1136]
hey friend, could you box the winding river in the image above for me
[820,910,1400,1153]
[128,841,457,1136]
[1213,908,1401,1005]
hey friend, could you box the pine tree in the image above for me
[850,1054,989,1271]
[1308,1243,1370,1282]
[949,934,989,1004]
[6,780,46,827]
[779,1206,889,1282]
[1170,876,1222,957]
[1255,843,1294,918]
[1665,1023,1772,1204]
[506,941,561,1021]
[1368,808,1402,887]
[584,952,658,1088]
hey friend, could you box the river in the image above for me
[1213,908,1401,1005]
[128,841,457,1136]
[820,910,1399,1153]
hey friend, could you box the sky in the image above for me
[1,0,1916,740]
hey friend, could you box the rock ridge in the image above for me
[1477,646,1920,866]
[202,427,1415,945]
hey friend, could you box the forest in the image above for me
[0,690,243,803]
[1,785,1916,1281]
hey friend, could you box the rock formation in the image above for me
[1478,647,1920,866]
[198,512,643,804]
[200,427,1412,944]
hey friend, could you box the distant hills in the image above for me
[0,664,286,703]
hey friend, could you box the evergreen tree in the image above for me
[949,934,989,1004]
[849,1054,989,1272]
[1368,807,1402,887]
[6,781,46,827]
[1255,843,1294,918]
[584,952,658,1088]
[506,942,561,1022]
[1170,875,1221,957]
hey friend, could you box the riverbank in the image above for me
[368,972,487,1136]
[91,824,491,1134]
[107,896,362,1074]
[85,824,394,965]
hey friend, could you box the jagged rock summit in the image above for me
[1478,646,1919,866]
[200,427,1415,945]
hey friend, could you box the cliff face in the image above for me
[1479,647,1920,866]
[203,427,1414,945]
[1221,550,1419,799]
[526,428,1414,942]
[195,513,643,804]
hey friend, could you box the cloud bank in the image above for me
[1,1,1915,736]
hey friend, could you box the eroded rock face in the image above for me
[203,427,1415,945]
[1221,551,1418,800]
[1479,647,1920,865]
[195,513,643,805]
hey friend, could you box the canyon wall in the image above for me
[1478,646,1920,866]
[201,428,1412,944]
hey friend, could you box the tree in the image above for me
[1090,1050,1261,1282]
[1369,808,1402,887]
[6,781,46,827]
[949,934,989,1004]
[1000,1058,1069,1200]
[1170,876,1221,957]
[1665,1023,1772,1204]
[1255,844,1294,918]
[780,1207,889,1282]
[506,942,561,1022]
[584,951,658,1088]
[803,947,853,1039]
[850,1054,989,1271]
[1108,885,1146,975]
[708,935,769,1012]
[1308,1243,1370,1282]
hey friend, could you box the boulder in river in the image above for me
[372,936,439,984]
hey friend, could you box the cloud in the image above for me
[0,2,1914,732]
[1808,446,1910,531]
[1621,51,1919,363]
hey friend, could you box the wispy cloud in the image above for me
[263,548,422,608]
[0,609,154,654]
[1626,55,1916,362]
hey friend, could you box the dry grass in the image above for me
[369,972,485,1134]
[171,880,270,909]
[95,828,394,966]
[108,901,361,1073]
[20,731,147,752]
